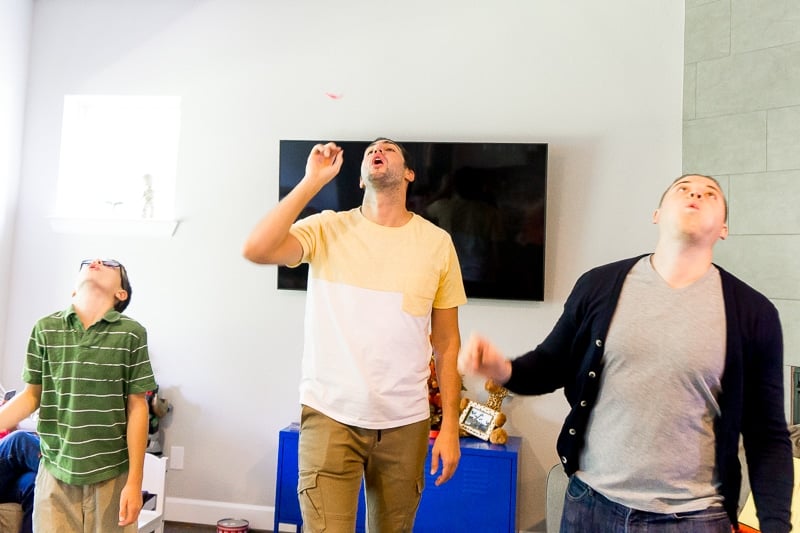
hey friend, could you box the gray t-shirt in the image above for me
[577,255,726,513]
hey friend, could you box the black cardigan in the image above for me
[505,255,792,532]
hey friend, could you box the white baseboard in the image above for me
[164,497,293,531]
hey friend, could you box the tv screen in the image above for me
[278,140,547,301]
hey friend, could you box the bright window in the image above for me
[55,95,181,221]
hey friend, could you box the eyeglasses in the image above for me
[79,259,122,269]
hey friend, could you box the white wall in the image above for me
[1,1,685,530]
[0,0,32,384]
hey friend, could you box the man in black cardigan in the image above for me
[459,174,792,533]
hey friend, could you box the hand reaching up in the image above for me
[304,142,344,188]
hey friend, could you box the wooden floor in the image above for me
[164,521,269,532]
[164,523,219,533]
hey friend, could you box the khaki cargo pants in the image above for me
[298,405,430,533]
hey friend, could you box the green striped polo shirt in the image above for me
[23,305,157,485]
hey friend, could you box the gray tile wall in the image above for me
[684,0,800,419]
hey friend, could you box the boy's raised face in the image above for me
[77,259,129,309]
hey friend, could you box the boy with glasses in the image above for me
[0,258,157,532]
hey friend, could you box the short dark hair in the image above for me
[659,173,728,222]
[368,137,415,174]
[115,261,132,312]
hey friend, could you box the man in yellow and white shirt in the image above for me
[243,138,466,533]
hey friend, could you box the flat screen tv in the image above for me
[278,140,547,301]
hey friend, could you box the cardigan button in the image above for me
[569,428,576,435]
[580,400,587,407]
[595,339,603,347]
[561,456,568,464]
[588,371,596,378]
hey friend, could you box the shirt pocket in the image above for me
[402,270,439,317]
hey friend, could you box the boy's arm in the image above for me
[118,392,149,526]
[0,384,41,431]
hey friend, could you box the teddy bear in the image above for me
[459,378,510,445]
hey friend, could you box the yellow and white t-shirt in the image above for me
[289,208,466,429]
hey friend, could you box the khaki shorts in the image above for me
[298,405,430,533]
[33,465,136,533]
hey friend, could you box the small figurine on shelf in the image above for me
[141,173,155,219]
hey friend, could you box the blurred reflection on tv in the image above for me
[277,140,547,302]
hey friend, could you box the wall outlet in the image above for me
[170,445,184,470]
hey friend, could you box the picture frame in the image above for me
[459,400,500,441]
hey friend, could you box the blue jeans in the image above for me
[560,475,732,533]
[0,431,41,533]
